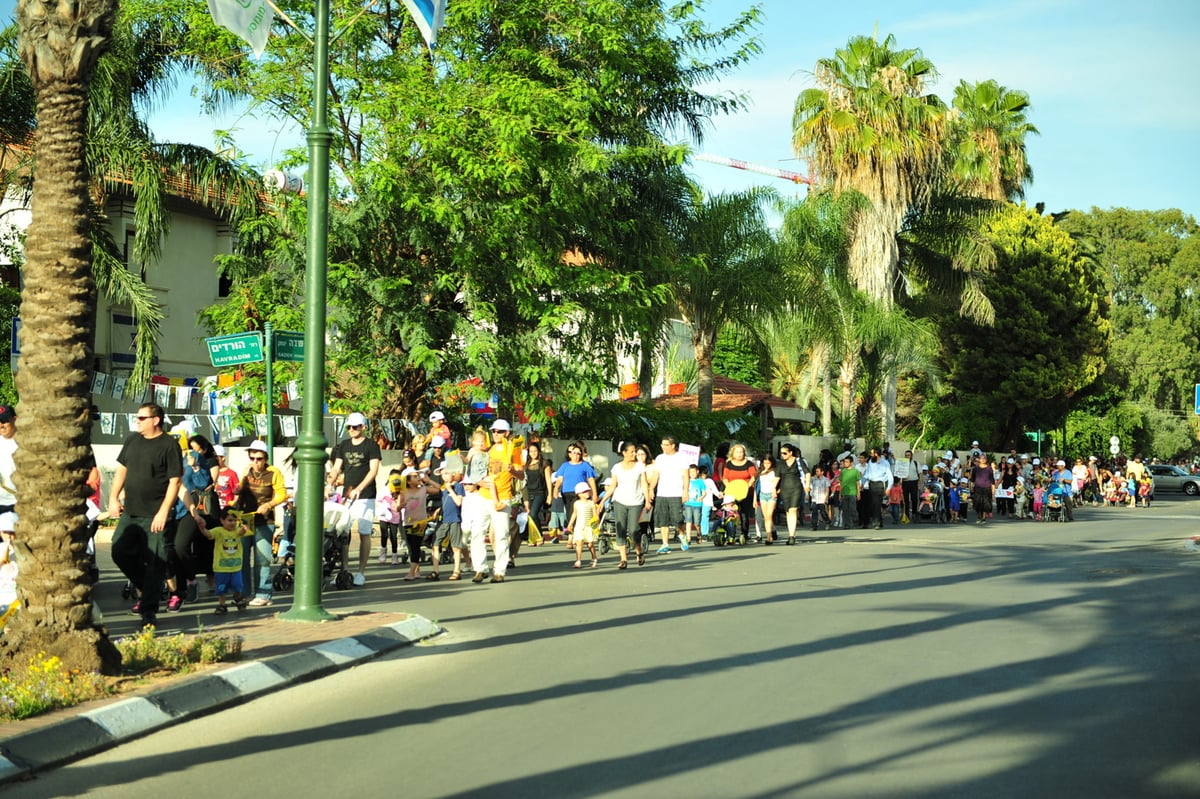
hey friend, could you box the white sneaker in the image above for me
[391,553,399,565]
[378,552,388,564]
[353,572,366,587]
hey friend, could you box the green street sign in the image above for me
[1026,431,1042,442]
[206,332,264,367]
[274,330,305,363]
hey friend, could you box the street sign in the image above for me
[1026,431,1041,442]
[205,332,264,367]
[1109,435,1120,446]
[273,330,305,363]
[1195,383,1200,415]
[1109,443,1120,455]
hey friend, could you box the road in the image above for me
[9,498,1200,798]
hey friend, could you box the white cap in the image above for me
[247,439,269,454]
[920,464,929,471]
[430,435,446,448]
[0,511,15,532]
[1056,459,1066,467]
[461,475,477,486]
[213,444,226,457]
[1088,455,1097,461]
[1032,458,1041,465]
[971,440,980,446]
[1007,458,1015,464]
[490,419,511,432]
[429,411,445,421]
[959,477,969,484]
[346,412,367,427]
[943,450,953,459]
[574,481,591,494]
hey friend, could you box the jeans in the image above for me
[239,523,275,600]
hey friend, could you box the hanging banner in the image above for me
[174,385,194,409]
[109,375,128,400]
[100,412,116,436]
[91,372,109,396]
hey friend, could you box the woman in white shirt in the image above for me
[610,442,652,568]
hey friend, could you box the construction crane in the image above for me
[695,153,814,186]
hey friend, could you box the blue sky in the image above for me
[3,0,1198,218]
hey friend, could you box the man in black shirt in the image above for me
[109,403,199,627]
[328,412,381,586]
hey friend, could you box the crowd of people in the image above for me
[98,402,1181,627]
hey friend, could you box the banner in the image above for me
[206,0,274,58]
[401,0,447,48]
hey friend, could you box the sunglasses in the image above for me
[348,424,363,430]
[135,415,155,421]
[248,455,266,461]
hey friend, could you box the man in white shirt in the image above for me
[860,447,893,530]
[652,436,690,553]
[0,405,17,536]
[898,448,920,522]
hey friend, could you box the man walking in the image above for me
[899,448,920,523]
[861,447,892,530]
[477,419,523,583]
[328,412,381,586]
[109,403,195,627]
[652,436,689,553]
[839,454,861,530]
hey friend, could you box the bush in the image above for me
[0,652,110,720]
[116,626,243,673]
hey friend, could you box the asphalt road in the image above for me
[10,497,1200,798]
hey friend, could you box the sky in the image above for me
[3,0,1198,218]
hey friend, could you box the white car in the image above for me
[1146,464,1200,496]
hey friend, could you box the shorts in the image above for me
[683,504,703,525]
[548,510,567,530]
[346,498,375,536]
[214,572,244,597]
[757,491,775,504]
[653,496,683,529]
[442,521,464,549]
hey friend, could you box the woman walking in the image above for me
[721,443,758,543]
[754,455,780,543]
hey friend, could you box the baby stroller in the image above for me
[917,480,945,523]
[712,499,745,547]
[1045,483,1069,522]
[322,500,356,590]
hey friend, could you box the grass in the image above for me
[0,626,243,721]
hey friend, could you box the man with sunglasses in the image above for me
[108,403,187,627]
[328,412,381,586]
[237,439,287,606]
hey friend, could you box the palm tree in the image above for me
[7,0,122,672]
[947,79,1038,202]
[672,186,781,412]
[792,33,947,309]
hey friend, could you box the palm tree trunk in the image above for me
[883,371,898,441]
[7,0,121,674]
[821,369,833,436]
[694,330,715,413]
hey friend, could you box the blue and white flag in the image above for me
[402,0,448,48]
[207,0,274,58]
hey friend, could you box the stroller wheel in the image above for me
[273,571,293,591]
[335,570,354,590]
[599,537,611,555]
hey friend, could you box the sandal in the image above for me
[590,560,599,569]
[617,561,627,570]
[426,571,440,581]
[636,552,645,566]
[214,604,228,615]
[448,571,461,581]
[573,560,582,569]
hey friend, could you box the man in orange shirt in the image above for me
[476,419,523,583]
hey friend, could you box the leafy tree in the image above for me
[6,0,122,674]
[931,205,1110,450]
[711,325,767,390]
[947,79,1038,202]
[1056,208,1200,413]
[139,0,762,422]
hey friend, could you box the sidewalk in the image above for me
[0,533,441,785]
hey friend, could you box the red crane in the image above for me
[695,153,814,185]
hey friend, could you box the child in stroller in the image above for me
[1045,479,1070,522]
[917,478,945,523]
[712,495,744,546]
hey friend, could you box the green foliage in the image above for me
[711,326,767,389]
[930,205,1110,449]
[1143,407,1196,461]
[550,402,761,454]
[116,625,243,673]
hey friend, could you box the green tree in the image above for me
[711,325,767,390]
[140,0,762,422]
[932,205,1110,450]
[673,186,780,413]
[6,0,121,673]
[1056,208,1200,413]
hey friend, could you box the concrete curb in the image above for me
[0,615,441,785]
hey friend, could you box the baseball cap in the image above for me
[1088,455,1097,461]
[430,435,446,448]
[943,450,953,459]
[490,419,511,432]
[247,440,269,454]
[213,444,226,457]
[920,464,929,471]
[429,411,445,421]
[1032,458,1041,465]
[0,405,15,424]
[346,412,367,427]
[971,440,980,447]
[1056,459,1066,467]
[461,475,477,486]
[574,481,591,494]
[1007,458,1015,464]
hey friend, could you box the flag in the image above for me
[207,0,274,59]
[402,0,447,48]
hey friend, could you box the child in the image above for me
[1032,481,1046,520]
[546,495,567,545]
[440,470,467,580]
[566,482,599,569]
[1013,479,1028,519]
[683,464,708,545]
[1138,473,1153,508]
[945,479,960,522]
[401,471,439,581]
[378,469,404,564]
[700,465,721,541]
[0,521,18,618]
[202,509,254,614]
[887,477,904,524]
[809,465,831,531]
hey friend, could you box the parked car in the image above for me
[1146,464,1200,496]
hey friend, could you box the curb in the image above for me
[0,615,441,785]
